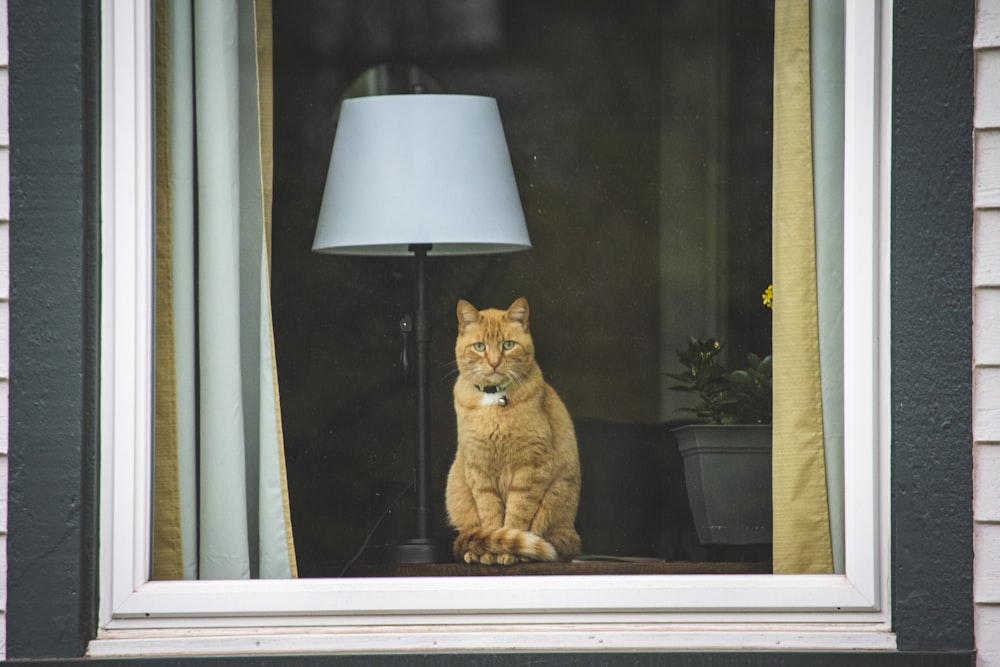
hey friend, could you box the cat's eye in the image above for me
[502,340,516,350]
[472,342,486,352]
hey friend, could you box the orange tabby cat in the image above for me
[445,297,582,565]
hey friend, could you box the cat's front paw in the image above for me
[461,550,519,565]
[455,532,481,563]
[469,552,520,565]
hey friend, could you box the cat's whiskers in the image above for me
[507,367,529,390]
[439,360,461,382]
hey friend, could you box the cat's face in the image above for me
[455,297,535,386]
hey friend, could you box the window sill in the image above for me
[89,622,896,658]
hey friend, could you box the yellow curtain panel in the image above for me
[771,0,834,574]
[254,0,298,579]
[153,0,183,581]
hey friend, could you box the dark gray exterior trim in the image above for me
[4,0,975,663]
[7,0,101,660]
[889,0,975,652]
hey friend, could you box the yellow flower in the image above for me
[762,284,773,309]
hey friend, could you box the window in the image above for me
[275,1,780,574]
[95,0,893,656]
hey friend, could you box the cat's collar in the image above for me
[474,378,514,394]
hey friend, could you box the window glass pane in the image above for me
[272,0,794,578]
[153,0,847,580]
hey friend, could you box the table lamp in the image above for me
[312,94,531,563]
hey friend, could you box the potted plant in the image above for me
[667,313,773,546]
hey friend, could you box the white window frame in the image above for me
[93,0,895,657]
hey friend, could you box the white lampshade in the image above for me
[312,94,531,256]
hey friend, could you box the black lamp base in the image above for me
[367,539,451,565]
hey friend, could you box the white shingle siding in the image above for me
[977,51,1000,128]
[978,0,1000,49]
[980,606,1000,667]
[978,132,1000,208]
[976,1,1000,665]
[977,210,1000,286]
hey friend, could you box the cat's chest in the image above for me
[459,398,547,449]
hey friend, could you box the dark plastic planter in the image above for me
[672,424,773,545]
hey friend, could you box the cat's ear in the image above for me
[507,297,530,332]
[456,300,479,333]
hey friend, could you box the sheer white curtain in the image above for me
[811,0,846,575]
[153,0,296,580]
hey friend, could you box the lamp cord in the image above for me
[337,478,415,577]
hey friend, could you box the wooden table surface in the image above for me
[342,560,771,577]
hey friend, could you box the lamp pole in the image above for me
[410,243,432,547]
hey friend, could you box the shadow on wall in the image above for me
[574,419,695,560]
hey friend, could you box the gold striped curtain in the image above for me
[771,0,839,575]
[153,0,296,581]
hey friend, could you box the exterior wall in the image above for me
[976,2,1000,665]
[0,0,981,664]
